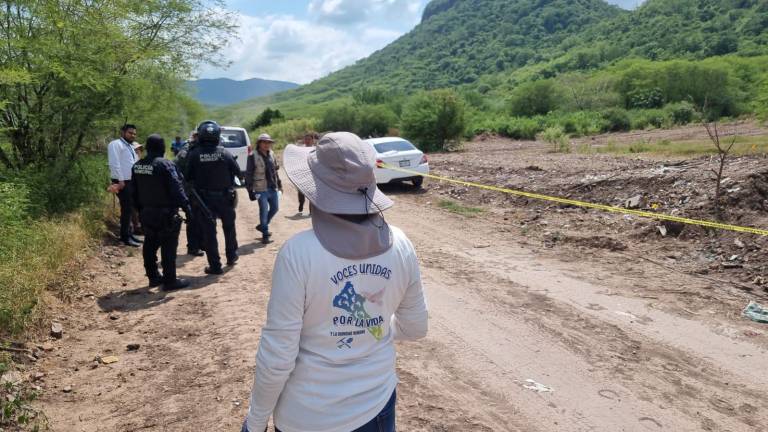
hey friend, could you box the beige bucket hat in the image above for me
[283,132,393,215]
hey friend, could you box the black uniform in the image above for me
[185,142,242,271]
[175,141,204,255]
[132,137,191,288]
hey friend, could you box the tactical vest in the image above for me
[133,157,172,208]
[193,147,232,191]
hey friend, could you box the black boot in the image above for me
[204,266,224,275]
[187,249,204,257]
[148,275,163,288]
[162,278,190,291]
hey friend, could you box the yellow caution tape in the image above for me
[380,163,768,237]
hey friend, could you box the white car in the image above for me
[365,137,429,188]
[219,126,250,173]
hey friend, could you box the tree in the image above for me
[401,89,465,152]
[703,119,736,220]
[248,108,285,131]
[0,0,235,170]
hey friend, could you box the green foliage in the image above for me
[539,126,570,153]
[509,80,559,117]
[0,159,106,337]
[247,108,285,131]
[0,0,234,170]
[666,101,698,125]
[257,118,320,150]
[629,108,668,130]
[357,105,398,138]
[437,199,484,217]
[601,108,631,132]
[320,104,359,132]
[401,89,466,151]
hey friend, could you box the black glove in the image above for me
[248,190,257,201]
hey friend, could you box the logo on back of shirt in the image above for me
[332,281,385,341]
[133,163,153,176]
[199,153,223,163]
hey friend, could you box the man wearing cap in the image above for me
[246,133,282,244]
[242,132,428,432]
[131,134,191,291]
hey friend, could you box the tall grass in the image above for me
[0,155,108,337]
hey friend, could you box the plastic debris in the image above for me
[99,355,119,364]
[522,379,553,393]
[742,301,768,324]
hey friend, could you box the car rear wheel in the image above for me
[412,176,424,189]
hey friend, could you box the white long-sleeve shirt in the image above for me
[107,137,137,181]
[246,226,428,432]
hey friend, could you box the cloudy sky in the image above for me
[199,0,643,84]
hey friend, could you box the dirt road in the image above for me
[37,178,767,431]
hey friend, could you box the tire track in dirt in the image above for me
[387,191,767,432]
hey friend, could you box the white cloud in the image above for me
[308,0,423,25]
[199,2,426,84]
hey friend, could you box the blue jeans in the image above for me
[242,389,396,432]
[257,188,279,234]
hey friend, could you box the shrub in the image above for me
[629,109,667,130]
[539,126,570,152]
[548,111,606,136]
[601,108,631,132]
[319,105,358,132]
[509,80,560,117]
[401,89,466,152]
[497,117,543,140]
[356,105,398,138]
[665,101,697,125]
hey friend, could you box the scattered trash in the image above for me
[522,379,553,393]
[742,301,768,324]
[99,355,119,365]
[624,195,642,209]
[50,322,64,339]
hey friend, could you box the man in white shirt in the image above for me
[242,132,428,432]
[107,124,141,247]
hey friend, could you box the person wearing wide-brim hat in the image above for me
[242,132,428,432]
[246,133,282,244]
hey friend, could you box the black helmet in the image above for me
[197,120,221,146]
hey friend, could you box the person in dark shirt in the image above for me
[175,132,204,257]
[246,133,282,244]
[131,134,191,290]
[185,121,242,274]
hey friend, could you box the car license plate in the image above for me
[399,160,411,167]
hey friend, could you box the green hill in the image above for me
[215,0,768,129]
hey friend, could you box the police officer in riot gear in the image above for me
[175,132,204,257]
[184,120,242,275]
[131,134,191,290]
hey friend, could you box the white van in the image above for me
[219,126,250,173]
